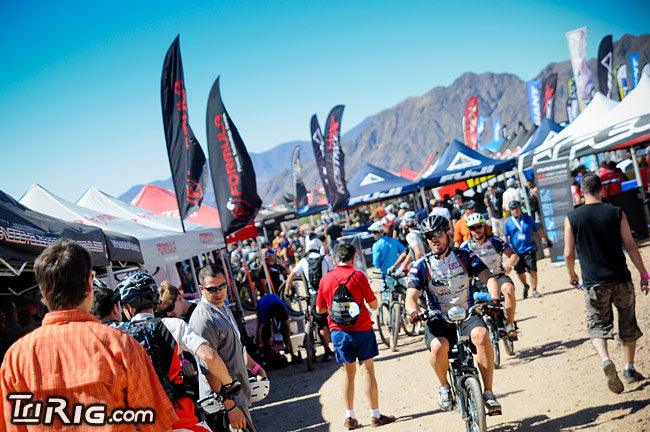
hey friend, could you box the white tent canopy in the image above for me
[20,184,204,268]
[77,187,224,252]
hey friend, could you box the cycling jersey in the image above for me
[408,248,487,314]
[461,235,511,275]
[406,230,426,257]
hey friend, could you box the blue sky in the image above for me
[1,0,648,200]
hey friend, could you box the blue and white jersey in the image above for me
[461,235,511,275]
[408,247,487,314]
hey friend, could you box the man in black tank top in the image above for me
[564,173,648,394]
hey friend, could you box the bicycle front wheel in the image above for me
[304,320,315,372]
[390,302,401,352]
[376,303,391,348]
[464,376,487,432]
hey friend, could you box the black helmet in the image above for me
[117,272,159,312]
[421,215,451,235]
[462,199,476,210]
[508,200,522,210]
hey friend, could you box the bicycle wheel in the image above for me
[487,320,501,369]
[463,376,487,432]
[390,302,401,352]
[376,303,391,348]
[278,281,303,316]
[503,337,515,357]
[304,320,315,372]
[400,295,416,336]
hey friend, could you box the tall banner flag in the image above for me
[477,116,486,142]
[526,80,542,126]
[310,114,330,199]
[492,117,501,142]
[542,73,558,120]
[566,27,595,108]
[566,78,580,122]
[597,35,614,98]
[643,63,650,78]
[323,105,349,210]
[616,64,629,100]
[629,52,640,89]
[160,35,208,222]
[463,96,479,150]
[291,146,308,210]
[205,77,262,235]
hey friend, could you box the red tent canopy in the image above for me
[396,167,418,181]
[131,184,221,228]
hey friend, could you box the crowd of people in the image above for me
[1,169,648,431]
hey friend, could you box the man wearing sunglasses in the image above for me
[462,213,520,340]
[405,215,502,415]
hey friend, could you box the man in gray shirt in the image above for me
[190,264,267,431]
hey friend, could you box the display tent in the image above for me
[0,189,110,273]
[516,118,564,157]
[521,92,618,167]
[345,163,420,207]
[500,124,536,159]
[77,187,225,251]
[20,184,196,268]
[131,184,222,229]
[418,140,516,188]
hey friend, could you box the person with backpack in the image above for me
[284,237,335,361]
[116,272,241,432]
[316,243,396,430]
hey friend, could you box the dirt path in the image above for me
[251,247,650,431]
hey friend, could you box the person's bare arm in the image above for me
[502,248,519,274]
[367,298,378,311]
[195,343,234,386]
[388,251,407,273]
[563,216,579,285]
[620,213,649,294]
[284,271,296,295]
[405,288,422,316]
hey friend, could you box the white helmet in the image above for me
[306,237,323,252]
[368,221,384,233]
[465,213,486,228]
[401,211,418,227]
[399,202,410,210]
[385,204,396,214]
[250,378,270,403]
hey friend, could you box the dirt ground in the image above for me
[250,246,650,432]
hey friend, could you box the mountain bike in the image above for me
[376,273,416,352]
[474,299,516,369]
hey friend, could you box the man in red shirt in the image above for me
[598,161,623,197]
[316,244,395,430]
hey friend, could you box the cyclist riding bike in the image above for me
[461,213,520,340]
[387,211,426,275]
[405,215,502,415]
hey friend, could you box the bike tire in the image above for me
[304,320,315,372]
[278,281,304,317]
[400,296,416,336]
[488,321,501,369]
[390,302,401,352]
[464,376,487,432]
[503,337,515,357]
[376,303,391,348]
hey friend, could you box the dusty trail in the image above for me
[252,247,650,431]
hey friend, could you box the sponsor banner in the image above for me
[542,73,558,120]
[440,165,496,184]
[477,116,486,142]
[534,158,573,263]
[616,64,629,100]
[463,96,480,149]
[310,114,329,197]
[492,117,501,141]
[348,187,404,207]
[629,52,640,89]
[597,35,614,98]
[566,78,580,122]
[323,105,350,210]
[205,77,262,235]
[160,36,208,222]
[291,146,308,209]
[566,27,595,106]
[526,80,542,126]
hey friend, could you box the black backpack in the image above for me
[306,254,324,294]
[329,271,361,326]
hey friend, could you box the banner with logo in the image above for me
[463,96,479,150]
[160,36,208,222]
[492,117,501,141]
[643,63,649,78]
[526,80,542,126]
[542,73,558,120]
[597,35,614,98]
[629,52,640,89]
[205,77,262,235]
[477,116,486,142]
[566,27,595,107]
[291,146,308,210]
[310,114,330,199]
[616,64,629,100]
[323,105,350,210]
[566,78,580,122]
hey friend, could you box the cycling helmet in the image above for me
[368,221,383,233]
[382,216,395,231]
[385,204,396,214]
[421,214,451,235]
[506,178,516,188]
[249,377,270,403]
[305,237,322,252]
[399,202,410,210]
[466,213,486,228]
[461,199,476,210]
[117,272,159,311]
[509,200,522,210]
[401,211,418,227]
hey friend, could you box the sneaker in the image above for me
[438,386,453,411]
[371,414,396,427]
[505,323,518,341]
[532,289,541,298]
[343,417,359,430]
[483,391,502,416]
[322,350,333,362]
[523,284,529,299]
[290,353,303,364]
[603,360,624,394]
[623,368,646,384]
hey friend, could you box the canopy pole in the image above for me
[188,259,199,293]
[419,188,427,210]
[517,168,533,218]
[106,264,116,290]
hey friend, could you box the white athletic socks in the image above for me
[625,363,635,371]
[345,410,355,419]
[370,409,381,419]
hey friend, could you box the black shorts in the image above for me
[514,250,537,274]
[309,293,329,329]
[424,314,487,353]
[496,274,514,286]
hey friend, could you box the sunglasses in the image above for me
[424,230,445,240]
[469,225,483,231]
[161,300,176,314]
[204,283,228,293]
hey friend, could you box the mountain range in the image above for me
[120,33,650,207]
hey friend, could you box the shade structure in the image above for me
[131,184,221,229]
[516,118,564,158]
[345,163,420,208]
[78,187,224,251]
[418,140,516,189]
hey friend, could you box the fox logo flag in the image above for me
[323,105,350,211]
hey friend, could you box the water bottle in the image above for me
[473,291,493,303]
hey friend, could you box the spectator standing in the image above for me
[158,280,197,322]
[453,200,477,246]
[369,221,406,275]
[484,185,504,237]
[564,173,647,393]
[316,244,396,429]
[598,161,623,197]
[502,178,524,216]
[90,286,122,325]
[429,198,452,222]
[0,240,177,431]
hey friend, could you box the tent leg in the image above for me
[262,225,269,243]
[106,264,116,290]
[419,188,428,210]
[188,258,199,293]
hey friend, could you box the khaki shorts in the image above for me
[583,281,643,342]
